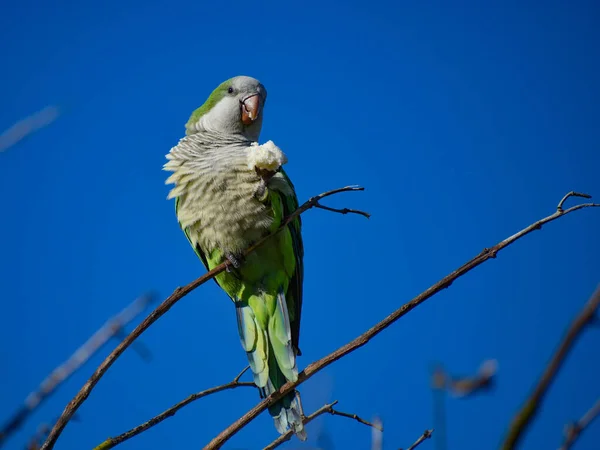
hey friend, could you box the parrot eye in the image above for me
[227,87,234,94]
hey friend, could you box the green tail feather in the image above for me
[235,293,306,441]
[264,343,306,441]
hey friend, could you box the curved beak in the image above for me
[240,93,262,125]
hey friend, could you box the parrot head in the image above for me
[185,76,267,141]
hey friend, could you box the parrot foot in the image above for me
[225,252,243,271]
[254,178,269,203]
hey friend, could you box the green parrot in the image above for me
[164,76,307,441]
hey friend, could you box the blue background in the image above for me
[1,1,599,449]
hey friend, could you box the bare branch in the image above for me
[0,293,155,447]
[560,397,600,450]
[25,423,51,450]
[233,366,251,383]
[557,191,592,212]
[315,202,371,218]
[328,409,382,431]
[501,284,600,449]
[432,359,498,398]
[93,368,255,450]
[401,429,434,450]
[0,106,59,152]
[206,192,600,449]
[40,186,366,450]
[263,401,380,450]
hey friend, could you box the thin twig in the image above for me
[501,284,600,449]
[0,106,60,152]
[402,429,434,450]
[25,423,51,450]
[315,202,371,218]
[206,192,600,449]
[329,409,382,431]
[0,293,155,447]
[93,368,255,450]
[433,359,498,398]
[40,186,366,450]
[557,191,591,212]
[560,397,600,450]
[263,400,381,450]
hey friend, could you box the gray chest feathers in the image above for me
[165,135,288,254]
[178,168,273,253]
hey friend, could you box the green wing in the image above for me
[277,168,304,355]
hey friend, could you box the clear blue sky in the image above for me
[1,1,599,449]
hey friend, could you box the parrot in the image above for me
[163,76,307,441]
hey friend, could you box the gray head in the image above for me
[185,76,267,141]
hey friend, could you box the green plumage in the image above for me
[184,79,231,135]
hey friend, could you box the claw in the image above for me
[254,180,268,202]
[225,252,243,270]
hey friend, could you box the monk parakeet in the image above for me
[164,76,307,441]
